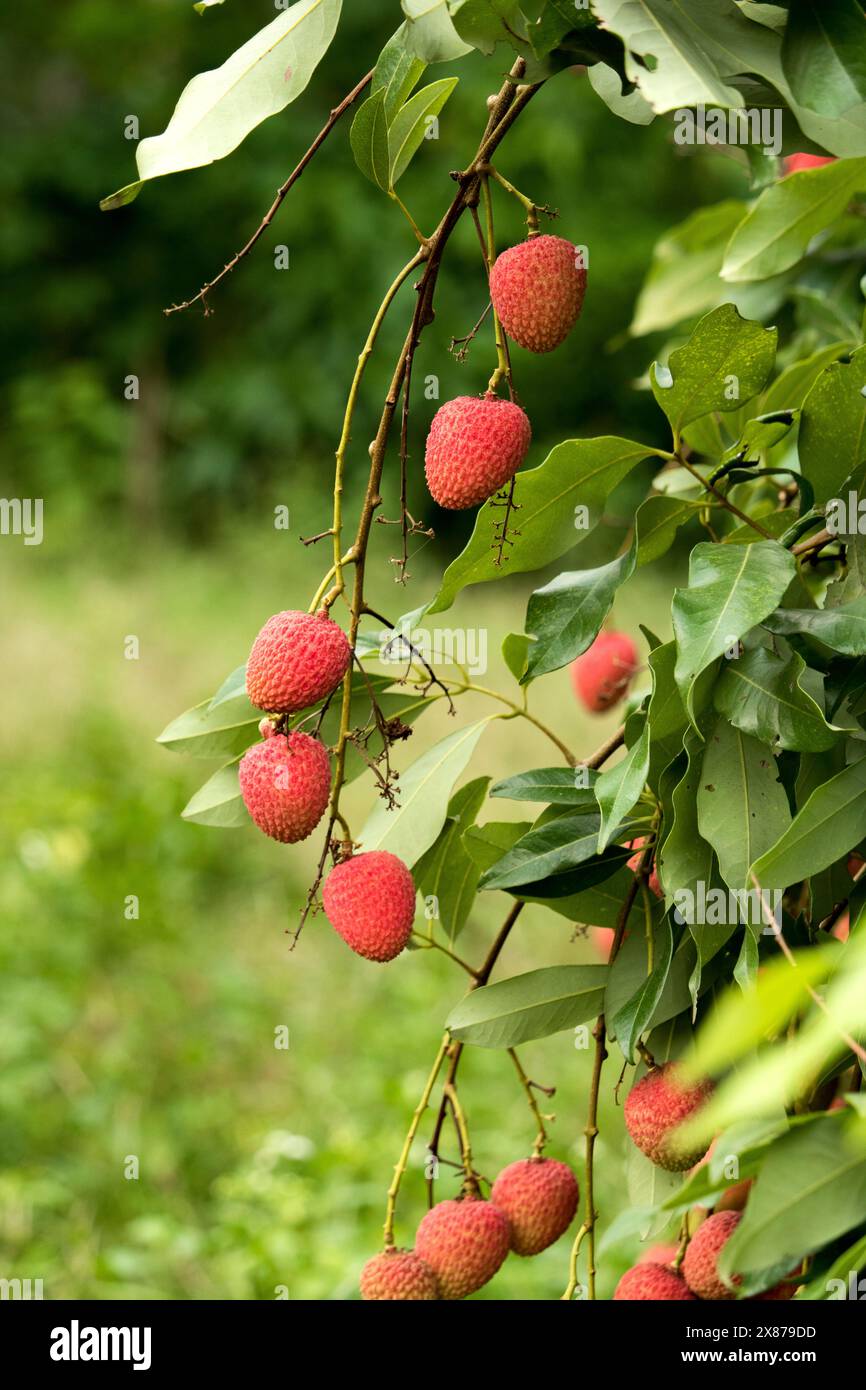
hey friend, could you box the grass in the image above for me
[0,518,681,1299]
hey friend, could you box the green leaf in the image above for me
[721,1117,866,1276]
[630,201,788,338]
[751,751,866,887]
[589,0,754,112]
[478,812,629,892]
[101,0,342,210]
[651,305,778,437]
[371,24,427,123]
[587,62,656,127]
[490,766,598,806]
[181,760,247,828]
[761,342,851,413]
[462,820,529,873]
[449,0,527,55]
[697,718,791,895]
[446,965,607,1048]
[350,88,391,189]
[388,77,458,186]
[798,1231,866,1300]
[523,551,632,682]
[157,695,258,759]
[658,734,714,905]
[501,632,530,683]
[605,926,718,1038]
[781,0,866,120]
[798,344,866,503]
[612,918,674,1063]
[401,0,473,60]
[414,776,490,942]
[714,645,841,752]
[764,597,866,655]
[359,719,490,865]
[722,156,866,282]
[426,437,657,615]
[673,540,796,727]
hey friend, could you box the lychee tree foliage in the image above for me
[107,1,866,1299]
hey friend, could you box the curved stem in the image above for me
[443,1082,475,1189]
[480,175,510,393]
[509,1047,551,1155]
[383,1035,449,1247]
[410,932,479,979]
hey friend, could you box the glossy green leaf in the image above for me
[651,305,777,436]
[714,645,840,752]
[401,0,473,60]
[490,766,598,806]
[798,344,866,503]
[388,77,458,186]
[612,917,674,1063]
[181,760,247,828]
[414,776,490,941]
[697,718,791,895]
[781,0,866,120]
[751,752,866,887]
[350,87,390,189]
[446,964,607,1048]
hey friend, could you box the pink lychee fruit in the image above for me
[715,1179,752,1213]
[424,395,531,510]
[322,850,416,962]
[614,1263,696,1300]
[571,631,639,713]
[639,1243,679,1265]
[683,1211,799,1301]
[626,836,662,898]
[359,1248,440,1301]
[246,609,351,714]
[238,731,331,843]
[783,153,836,175]
[490,1157,578,1256]
[415,1196,511,1299]
[489,234,586,353]
[624,1063,714,1172]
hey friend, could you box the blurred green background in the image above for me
[0,0,751,1299]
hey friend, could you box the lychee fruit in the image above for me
[415,1196,511,1299]
[683,1211,750,1299]
[614,1263,695,1300]
[783,152,835,175]
[624,1063,713,1172]
[424,395,531,510]
[490,1157,578,1256]
[246,609,351,714]
[238,731,331,843]
[715,1179,752,1213]
[626,836,662,898]
[571,631,639,713]
[489,234,586,353]
[639,1243,679,1265]
[359,1248,440,1301]
[322,850,416,962]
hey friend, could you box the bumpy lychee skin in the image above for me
[490,1157,578,1256]
[238,732,331,844]
[489,234,586,353]
[682,1211,742,1300]
[415,1197,511,1299]
[571,631,639,713]
[246,609,351,714]
[322,850,416,963]
[424,395,531,510]
[624,1063,713,1172]
[359,1249,440,1301]
[614,1263,696,1301]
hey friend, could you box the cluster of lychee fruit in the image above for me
[615,1064,801,1300]
[237,608,417,961]
[424,235,585,511]
[360,1156,579,1300]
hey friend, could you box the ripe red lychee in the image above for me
[490,1157,578,1256]
[783,152,835,175]
[614,1263,695,1300]
[359,1248,440,1301]
[489,234,586,353]
[624,1063,713,1172]
[682,1211,743,1299]
[415,1196,511,1299]
[424,394,531,510]
[571,631,639,713]
[246,609,351,714]
[322,850,416,962]
[238,731,331,843]
[626,836,662,898]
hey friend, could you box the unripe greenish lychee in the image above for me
[489,234,586,353]
[238,731,331,843]
[571,630,639,713]
[415,1196,511,1299]
[322,850,416,962]
[246,609,351,713]
[614,1263,696,1300]
[359,1249,440,1301]
[424,395,531,510]
[490,1157,578,1256]
[624,1063,713,1172]
[682,1210,742,1299]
